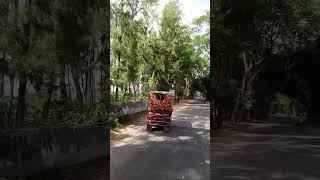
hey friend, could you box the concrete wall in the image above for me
[0,124,108,177]
[0,101,147,177]
[111,100,148,118]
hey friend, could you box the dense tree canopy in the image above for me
[0,0,209,129]
[0,0,110,128]
[111,0,210,101]
[211,0,320,128]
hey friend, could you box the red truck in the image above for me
[146,91,175,131]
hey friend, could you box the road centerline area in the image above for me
[110,100,210,180]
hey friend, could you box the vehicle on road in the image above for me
[147,91,175,131]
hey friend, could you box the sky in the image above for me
[157,0,210,25]
[110,0,210,32]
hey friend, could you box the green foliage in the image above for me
[111,0,204,101]
[211,0,320,124]
[48,102,108,126]
[111,0,209,100]
[272,93,304,117]
[24,94,42,128]
[112,91,148,102]
[109,117,120,129]
[0,96,17,114]
[0,0,110,128]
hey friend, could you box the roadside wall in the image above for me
[111,100,148,118]
[0,101,148,177]
[0,101,147,177]
[0,124,108,177]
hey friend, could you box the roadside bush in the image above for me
[109,117,120,129]
[48,102,108,126]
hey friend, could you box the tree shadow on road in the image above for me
[213,121,320,180]
[111,129,210,180]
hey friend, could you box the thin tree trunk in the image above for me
[68,67,72,103]
[133,84,137,97]
[8,76,14,127]
[41,78,54,124]
[87,69,93,105]
[115,85,119,101]
[91,44,95,105]
[8,0,16,29]
[85,71,88,104]
[60,64,67,101]
[100,68,103,99]
[80,71,85,103]
[231,52,249,124]
[0,72,4,97]
[91,70,95,104]
[123,85,127,100]
[72,68,83,104]
[84,65,89,104]
[115,52,121,101]
[16,76,27,128]
[91,70,93,104]
[128,82,131,95]
[67,68,72,103]
[231,71,247,124]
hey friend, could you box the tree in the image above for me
[0,0,111,128]
[211,0,320,128]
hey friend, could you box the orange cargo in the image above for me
[146,91,175,131]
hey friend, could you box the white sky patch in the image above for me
[111,0,209,32]
[157,0,209,25]
[153,0,209,32]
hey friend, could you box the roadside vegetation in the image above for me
[110,0,210,102]
[211,0,320,128]
[0,0,209,129]
[0,0,110,128]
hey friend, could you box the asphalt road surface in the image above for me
[213,119,320,180]
[110,100,210,180]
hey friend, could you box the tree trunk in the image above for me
[123,85,127,100]
[91,70,95,104]
[115,85,119,101]
[128,82,131,95]
[84,69,89,104]
[210,60,215,130]
[99,25,110,115]
[231,71,247,124]
[89,43,95,105]
[60,64,67,101]
[8,0,16,29]
[16,76,27,128]
[85,69,89,104]
[80,71,85,102]
[133,84,137,97]
[230,52,249,124]
[8,76,14,127]
[72,68,83,104]
[100,68,103,100]
[183,78,191,99]
[87,69,94,105]
[41,78,54,124]
[67,67,72,102]
[0,72,4,97]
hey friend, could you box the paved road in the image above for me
[213,120,320,180]
[110,100,210,180]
